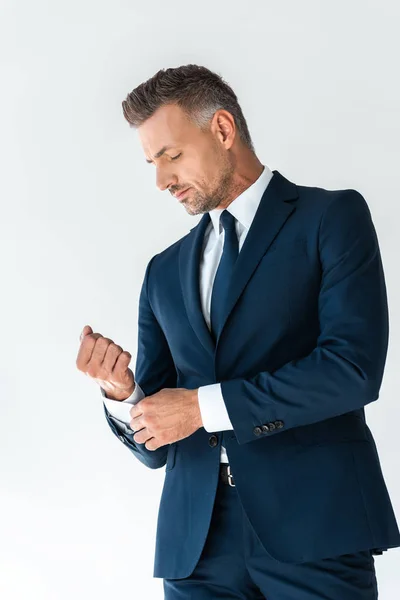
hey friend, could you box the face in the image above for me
[138,103,239,215]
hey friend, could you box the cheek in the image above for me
[179,161,198,186]
[193,152,217,180]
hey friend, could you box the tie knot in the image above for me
[220,210,236,232]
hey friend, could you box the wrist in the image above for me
[191,388,203,429]
[103,383,136,402]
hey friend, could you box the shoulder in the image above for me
[292,177,369,227]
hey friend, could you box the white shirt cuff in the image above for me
[197,383,233,432]
[101,383,145,425]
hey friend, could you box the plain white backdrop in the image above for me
[1,0,399,598]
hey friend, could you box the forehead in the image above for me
[138,104,194,154]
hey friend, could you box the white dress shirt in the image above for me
[101,164,274,463]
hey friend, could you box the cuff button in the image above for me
[208,434,219,447]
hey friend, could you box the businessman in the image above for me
[76,64,400,599]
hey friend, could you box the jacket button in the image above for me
[208,434,218,447]
[261,425,270,433]
[253,426,262,436]
[267,422,276,431]
[275,420,284,429]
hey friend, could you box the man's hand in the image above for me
[76,325,136,401]
[129,388,203,450]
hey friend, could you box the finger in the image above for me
[129,400,145,421]
[112,350,132,377]
[102,343,124,372]
[133,428,151,445]
[91,336,113,366]
[130,404,143,419]
[130,416,143,432]
[80,325,93,342]
[76,332,103,371]
[145,438,158,451]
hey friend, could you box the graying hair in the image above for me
[121,64,255,153]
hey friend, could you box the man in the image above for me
[76,64,400,599]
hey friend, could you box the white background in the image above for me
[1,0,399,598]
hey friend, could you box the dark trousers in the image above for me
[163,469,378,599]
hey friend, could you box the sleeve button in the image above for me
[208,434,219,447]
[267,422,276,431]
[261,425,270,433]
[275,420,284,429]
[253,426,263,436]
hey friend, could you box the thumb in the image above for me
[80,325,93,342]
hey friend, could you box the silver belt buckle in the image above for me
[226,465,235,487]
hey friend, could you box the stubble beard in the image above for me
[182,160,237,216]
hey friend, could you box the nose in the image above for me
[156,166,177,192]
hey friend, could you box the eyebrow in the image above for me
[145,145,175,164]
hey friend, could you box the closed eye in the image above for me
[171,153,182,160]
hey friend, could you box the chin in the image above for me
[184,204,198,216]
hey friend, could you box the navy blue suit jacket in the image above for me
[104,169,400,579]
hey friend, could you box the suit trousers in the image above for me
[163,470,378,599]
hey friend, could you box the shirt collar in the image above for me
[208,164,274,237]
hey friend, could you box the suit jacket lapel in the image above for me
[179,169,299,357]
[179,211,215,358]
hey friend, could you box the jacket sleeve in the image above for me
[220,189,389,445]
[103,254,178,468]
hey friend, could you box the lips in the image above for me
[175,187,191,200]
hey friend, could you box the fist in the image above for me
[76,325,135,401]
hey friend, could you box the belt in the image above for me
[220,463,235,487]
